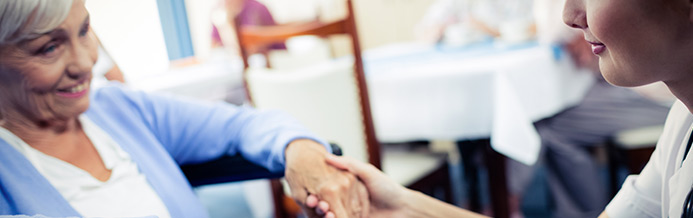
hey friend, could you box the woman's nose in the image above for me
[66,42,96,79]
[563,0,588,29]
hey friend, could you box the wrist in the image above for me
[401,190,489,218]
[400,189,425,217]
[284,139,328,165]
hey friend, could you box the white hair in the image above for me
[0,0,74,45]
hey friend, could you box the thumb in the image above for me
[325,155,379,183]
[325,154,351,171]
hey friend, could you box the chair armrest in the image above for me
[613,125,664,149]
[181,143,343,187]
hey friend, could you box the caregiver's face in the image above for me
[0,0,97,124]
[563,0,692,87]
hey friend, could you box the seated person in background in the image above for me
[91,43,124,88]
[0,0,367,217]
[312,0,693,217]
[416,0,535,45]
[211,0,286,56]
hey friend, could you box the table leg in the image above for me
[458,140,482,213]
[483,141,510,218]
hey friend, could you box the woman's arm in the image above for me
[316,155,489,218]
[400,189,488,218]
[103,86,368,217]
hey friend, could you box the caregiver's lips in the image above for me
[587,41,606,55]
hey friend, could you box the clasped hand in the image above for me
[284,139,370,218]
[304,154,411,218]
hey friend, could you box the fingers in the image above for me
[326,155,380,183]
[317,173,354,218]
[299,204,321,218]
[310,182,369,218]
[355,180,370,218]
[306,194,336,218]
[308,198,335,218]
[319,201,330,213]
[315,155,381,217]
[306,195,319,208]
[315,200,330,216]
[319,191,349,218]
[324,154,351,171]
[339,173,366,218]
[293,186,320,217]
[307,195,333,218]
[325,212,335,218]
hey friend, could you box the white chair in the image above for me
[246,57,451,199]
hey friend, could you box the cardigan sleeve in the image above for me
[95,85,331,172]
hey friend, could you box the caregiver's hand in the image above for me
[309,155,410,217]
[284,139,369,218]
[311,155,490,218]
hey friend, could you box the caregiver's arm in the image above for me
[318,155,489,218]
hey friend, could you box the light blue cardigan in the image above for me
[0,84,329,217]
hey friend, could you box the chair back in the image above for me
[237,0,381,168]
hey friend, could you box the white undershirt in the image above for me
[0,115,171,218]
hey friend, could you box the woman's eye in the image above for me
[79,28,88,37]
[79,24,90,37]
[40,44,59,55]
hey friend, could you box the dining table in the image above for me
[364,40,595,166]
[362,40,596,218]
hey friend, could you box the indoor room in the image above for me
[0,0,685,218]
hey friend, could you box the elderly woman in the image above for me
[0,0,368,217]
[313,0,693,217]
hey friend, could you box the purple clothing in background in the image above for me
[212,0,286,50]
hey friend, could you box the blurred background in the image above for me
[85,0,675,218]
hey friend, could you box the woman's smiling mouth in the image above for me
[56,80,89,98]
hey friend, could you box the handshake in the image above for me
[287,153,489,218]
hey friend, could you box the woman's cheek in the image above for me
[22,64,65,93]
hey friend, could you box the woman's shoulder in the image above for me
[89,82,159,107]
[662,100,693,136]
[87,82,156,116]
[90,82,137,100]
[655,100,693,171]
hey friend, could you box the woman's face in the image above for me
[562,0,693,87]
[0,0,97,124]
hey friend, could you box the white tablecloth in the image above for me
[364,41,595,165]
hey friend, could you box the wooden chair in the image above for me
[236,0,452,216]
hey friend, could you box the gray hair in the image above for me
[0,0,74,45]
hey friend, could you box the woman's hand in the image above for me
[284,139,369,218]
[312,155,489,218]
[308,154,411,217]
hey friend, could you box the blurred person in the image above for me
[210,0,286,56]
[91,44,124,88]
[310,0,693,216]
[416,0,535,45]
[0,0,369,217]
